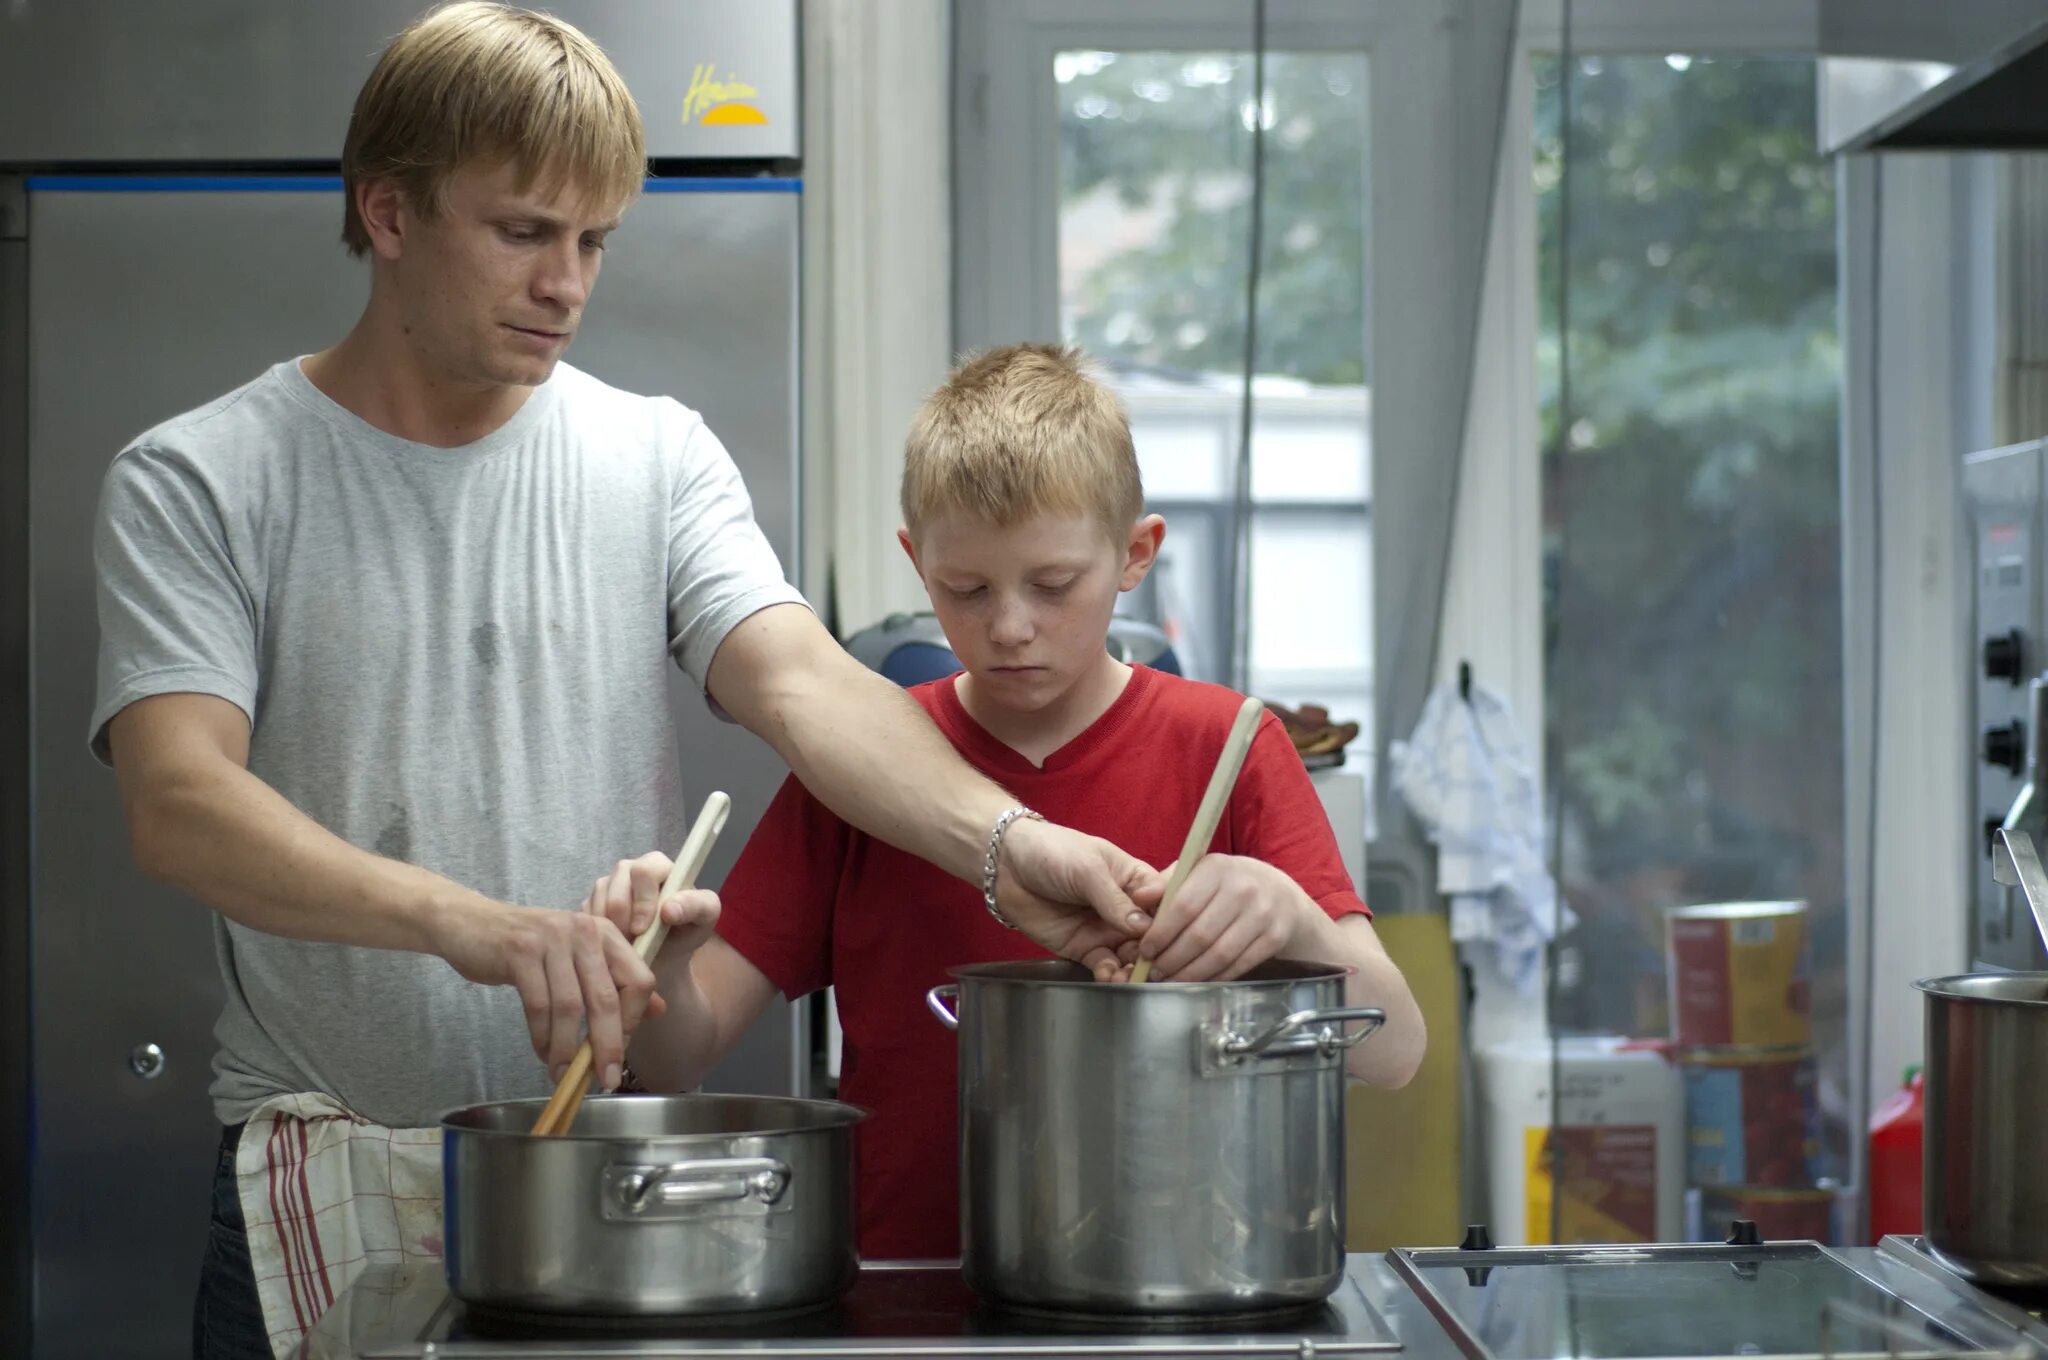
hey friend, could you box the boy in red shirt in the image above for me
[604,344,1426,1260]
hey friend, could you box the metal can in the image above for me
[1676,1047,1818,1187]
[1667,902,1811,1048]
[1689,1184,1837,1244]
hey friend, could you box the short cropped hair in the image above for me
[901,344,1143,542]
[340,1,646,257]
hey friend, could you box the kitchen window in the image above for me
[1534,48,1847,1238]
[1054,48,1373,753]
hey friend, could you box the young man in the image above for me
[90,8,1161,1356]
[601,344,1428,1261]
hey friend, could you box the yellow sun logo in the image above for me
[683,62,770,126]
[700,102,769,125]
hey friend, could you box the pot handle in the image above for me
[1223,1005,1386,1062]
[605,1156,791,1220]
[926,984,960,1031]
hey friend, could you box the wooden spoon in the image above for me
[530,790,732,1135]
[1128,696,1265,984]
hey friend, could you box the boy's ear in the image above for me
[896,527,922,576]
[1119,515,1166,592]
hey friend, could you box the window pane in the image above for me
[1249,507,1374,781]
[1537,55,1845,1234]
[1250,511,1369,674]
[1056,48,1371,745]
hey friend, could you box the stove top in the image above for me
[1388,1238,2048,1360]
[294,1243,2048,1360]
[1881,1237,2048,1322]
[306,1261,1403,1357]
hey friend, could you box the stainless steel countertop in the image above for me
[293,1242,2048,1360]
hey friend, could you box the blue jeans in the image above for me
[193,1123,272,1360]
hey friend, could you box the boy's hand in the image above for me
[579,851,724,1054]
[1132,855,1310,982]
[583,851,723,961]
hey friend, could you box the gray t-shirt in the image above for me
[90,358,805,1128]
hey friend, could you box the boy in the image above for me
[606,345,1427,1260]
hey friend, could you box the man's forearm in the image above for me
[709,606,1154,946]
[745,646,1013,882]
[125,751,486,953]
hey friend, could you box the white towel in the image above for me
[1389,680,1572,992]
[233,1093,443,1358]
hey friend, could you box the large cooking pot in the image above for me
[441,1093,863,1316]
[927,959,1382,1316]
[1916,972,2048,1285]
[1914,824,2048,1285]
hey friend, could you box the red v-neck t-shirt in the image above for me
[713,665,1369,1261]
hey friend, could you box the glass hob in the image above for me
[1388,1240,2048,1360]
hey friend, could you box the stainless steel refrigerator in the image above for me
[0,5,804,1354]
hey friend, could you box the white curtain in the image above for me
[800,0,952,636]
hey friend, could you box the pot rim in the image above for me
[1913,972,2048,1006]
[439,1092,868,1140]
[946,958,1354,988]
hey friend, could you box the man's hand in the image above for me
[995,819,1164,978]
[431,897,677,1095]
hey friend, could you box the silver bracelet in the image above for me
[981,806,1044,929]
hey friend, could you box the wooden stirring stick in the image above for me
[1128,696,1265,984]
[530,791,732,1135]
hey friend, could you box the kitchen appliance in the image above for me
[0,6,803,1355]
[1910,826,2048,1287]
[1913,972,2048,1287]
[1389,1233,2048,1360]
[290,1233,2048,1358]
[1820,0,2048,153]
[1962,439,2048,973]
[442,1094,862,1317]
[927,959,1383,1316]
[301,1258,1407,1357]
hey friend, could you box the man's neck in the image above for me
[958,656,1133,769]
[301,312,532,450]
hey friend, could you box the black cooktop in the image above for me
[378,1263,1405,1356]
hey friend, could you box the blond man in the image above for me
[599,344,1427,1262]
[89,8,1161,1355]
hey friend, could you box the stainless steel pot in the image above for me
[1916,972,2048,1286]
[441,1093,863,1316]
[927,959,1381,1315]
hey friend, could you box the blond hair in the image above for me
[340,1,645,257]
[902,345,1143,542]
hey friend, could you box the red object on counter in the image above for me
[1867,1066,1924,1242]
